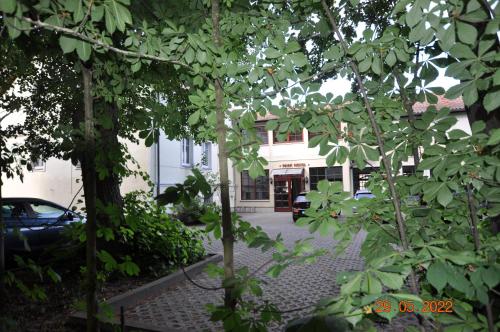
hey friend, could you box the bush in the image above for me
[120,191,206,271]
[172,198,215,225]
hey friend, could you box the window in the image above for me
[3,203,28,218]
[201,142,212,169]
[402,165,415,176]
[273,129,303,143]
[309,166,343,191]
[308,130,321,140]
[31,159,45,172]
[241,170,269,200]
[29,202,65,218]
[181,139,193,167]
[255,122,269,144]
[74,161,81,170]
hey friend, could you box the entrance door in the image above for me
[274,175,304,212]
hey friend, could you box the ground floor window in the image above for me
[309,166,342,190]
[241,170,269,200]
[352,167,379,192]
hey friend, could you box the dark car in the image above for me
[292,192,310,222]
[2,198,83,254]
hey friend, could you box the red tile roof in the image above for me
[412,96,464,114]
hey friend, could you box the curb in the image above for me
[69,253,223,332]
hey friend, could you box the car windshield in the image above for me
[294,195,308,203]
[30,203,65,218]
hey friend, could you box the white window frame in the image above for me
[180,138,193,167]
[201,142,212,169]
[31,159,46,172]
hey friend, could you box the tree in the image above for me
[2,0,498,331]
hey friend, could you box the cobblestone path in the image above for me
[125,212,418,331]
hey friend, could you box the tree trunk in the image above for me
[96,102,124,227]
[211,0,236,310]
[0,179,5,327]
[81,63,99,332]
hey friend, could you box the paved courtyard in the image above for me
[125,212,416,331]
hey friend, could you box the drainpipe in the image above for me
[156,133,161,197]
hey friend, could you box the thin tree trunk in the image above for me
[81,63,98,332]
[321,0,419,295]
[394,70,420,169]
[466,184,495,332]
[211,0,236,309]
[0,179,5,328]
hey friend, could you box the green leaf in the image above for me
[104,6,116,34]
[290,52,308,67]
[188,110,200,125]
[484,91,500,112]
[131,61,141,73]
[324,45,342,60]
[184,47,195,64]
[196,51,207,64]
[385,51,397,67]
[59,36,78,54]
[486,129,500,146]
[374,271,404,290]
[5,17,21,39]
[76,41,92,61]
[371,56,381,75]
[437,185,453,207]
[450,43,476,59]
[264,47,281,59]
[427,261,448,292]
[456,21,478,45]
[482,267,500,288]
[358,57,372,72]
[362,273,382,294]
[406,6,422,27]
[0,0,16,14]
[108,0,131,32]
[340,272,362,295]
[493,70,500,86]
[439,24,456,51]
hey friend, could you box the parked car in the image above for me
[2,197,83,254]
[292,192,310,222]
[353,189,375,200]
[352,189,375,213]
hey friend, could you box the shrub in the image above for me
[120,191,206,271]
[172,198,217,226]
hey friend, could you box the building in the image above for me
[1,133,221,208]
[232,97,470,213]
[3,97,469,213]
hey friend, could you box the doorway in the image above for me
[274,175,304,212]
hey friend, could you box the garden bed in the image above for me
[3,254,221,332]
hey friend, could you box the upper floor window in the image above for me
[181,139,193,167]
[31,159,46,172]
[273,129,303,144]
[255,122,269,144]
[201,142,212,169]
[402,165,416,176]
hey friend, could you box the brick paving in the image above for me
[125,212,418,331]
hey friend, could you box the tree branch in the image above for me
[19,16,195,73]
[320,0,419,296]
